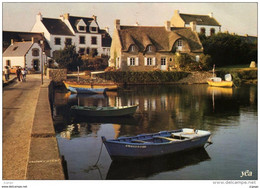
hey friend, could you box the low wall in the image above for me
[47,68,67,82]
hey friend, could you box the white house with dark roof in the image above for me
[171,10,221,36]
[31,13,111,57]
[3,39,43,71]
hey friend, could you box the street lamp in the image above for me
[40,40,45,85]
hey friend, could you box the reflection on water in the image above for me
[106,148,210,180]
[52,84,257,180]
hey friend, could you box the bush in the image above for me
[95,71,190,84]
[199,54,213,70]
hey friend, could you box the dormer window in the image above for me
[147,45,152,52]
[130,45,135,52]
[90,27,97,32]
[176,39,183,51]
[78,26,85,32]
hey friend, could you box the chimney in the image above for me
[190,21,197,32]
[64,13,70,20]
[11,39,14,45]
[92,15,97,22]
[165,21,171,31]
[245,34,248,37]
[208,12,213,18]
[37,12,43,21]
[174,9,180,16]
[105,27,109,33]
[115,19,120,30]
[31,37,34,43]
[135,21,139,26]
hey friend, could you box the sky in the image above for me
[2,2,258,37]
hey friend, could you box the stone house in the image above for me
[3,38,44,72]
[171,10,221,36]
[109,19,203,71]
[31,13,111,58]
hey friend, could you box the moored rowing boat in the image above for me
[102,128,211,160]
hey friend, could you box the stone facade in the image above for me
[47,68,67,82]
[109,19,203,71]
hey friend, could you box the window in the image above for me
[210,28,215,36]
[65,38,72,46]
[200,28,206,34]
[79,26,85,31]
[91,27,97,32]
[147,57,152,65]
[177,40,183,47]
[55,38,61,45]
[6,60,11,67]
[130,45,135,52]
[91,36,97,45]
[86,48,90,54]
[32,48,39,56]
[148,46,152,52]
[130,57,135,66]
[79,36,85,44]
[161,57,166,65]
[79,48,85,55]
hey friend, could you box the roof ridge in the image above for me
[180,13,210,17]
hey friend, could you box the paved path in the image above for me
[3,74,41,180]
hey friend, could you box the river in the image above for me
[52,84,257,180]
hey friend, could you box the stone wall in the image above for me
[47,68,67,82]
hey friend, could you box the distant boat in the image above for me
[207,75,233,87]
[63,81,118,91]
[71,104,138,117]
[68,86,107,94]
[102,128,211,160]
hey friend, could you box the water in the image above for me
[52,84,257,180]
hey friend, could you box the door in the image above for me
[160,57,167,70]
[33,59,40,71]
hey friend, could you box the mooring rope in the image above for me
[94,140,104,167]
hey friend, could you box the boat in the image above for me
[102,128,211,160]
[71,104,138,117]
[68,86,107,94]
[63,81,118,91]
[207,74,233,87]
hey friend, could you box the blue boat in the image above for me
[68,86,107,94]
[102,128,211,160]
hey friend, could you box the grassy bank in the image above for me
[95,71,190,84]
[216,67,257,85]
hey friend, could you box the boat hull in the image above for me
[68,86,106,94]
[102,128,211,160]
[207,80,233,87]
[64,81,118,90]
[71,105,138,117]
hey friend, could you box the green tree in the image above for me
[53,45,82,71]
[200,33,256,67]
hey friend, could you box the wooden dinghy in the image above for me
[68,86,107,94]
[63,81,118,91]
[71,104,138,117]
[102,128,211,160]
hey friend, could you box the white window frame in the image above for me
[177,40,183,47]
[148,46,152,52]
[130,57,135,66]
[147,57,152,65]
[161,57,166,65]
[130,45,135,52]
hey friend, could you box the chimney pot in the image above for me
[11,39,14,45]
[165,21,171,31]
[115,19,120,30]
[64,13,70,20]
[208,12,213,18]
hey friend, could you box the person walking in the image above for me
[21,68,27,82]
[16,67,21,82]
[4,66,10,81]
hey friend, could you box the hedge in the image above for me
[95,71,190,84]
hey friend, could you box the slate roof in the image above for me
[100,29,112,47]
[118,26,203,52]
[3,42,33,57]
[180,13,221,26]
[68,16,98,33]
[3,31,51,52]
[42,18,74,36]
